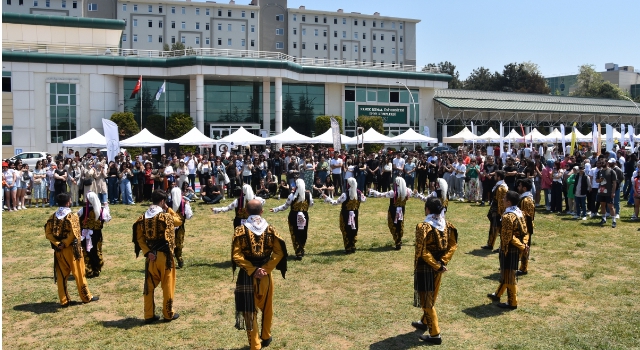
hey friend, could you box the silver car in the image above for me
[9,151,49,167]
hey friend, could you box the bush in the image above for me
[166,112,194,140]
[110,111,140,139]
[315,115,343,135]
[356,116,385,153]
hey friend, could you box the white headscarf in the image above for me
[86,191,102,219]
[347,177,358,200]
[242,183,255,207]
[294,178,305,203]
[171,186,182,212]
[436,178,448,201]
[394,176,408,200]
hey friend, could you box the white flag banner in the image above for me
[620,124,626,144]
[102,119,120,163]
[605,124,614,153]
[499,122,504,159]
[560,124,566,156]
[629,125,635,152]
[592,123,598,154]
[330,117,341,151]
[155,82,166,101]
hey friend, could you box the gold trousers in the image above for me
[54,246,93,305]
[339,214,358,252]
[418,272,442,336]
[487,224,499,248]
[387,213,404,246]
[519,234,531,272]
[144,251,176,320]
[495,251,519,306]
[244,274,274,350]
[174,226,185,264]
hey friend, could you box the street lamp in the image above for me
[396,81,416,132]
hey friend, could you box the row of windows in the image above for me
[292,57,403,67]
[123,34,256,47]
[122,4,255,18]
[292,42,403,55]
[129,20,256,33]
[295,29,402,42]
[8,0,77,8]
[292,14,403,29]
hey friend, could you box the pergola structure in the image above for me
[433,90,640,141]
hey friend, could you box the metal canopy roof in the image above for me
[434,90,639,116]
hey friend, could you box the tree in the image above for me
[464,67,497,91]
[521,61,542,76]
[356,116,385,153]
[315,116,343,135]
[166,112,194,140]
[171,42,185,51]
[127,88,158,127]
[162,43,170,51]
[145,114,166,139]
[110,111,139,139]
[495,62,550,94]
[424,61,462,89]
[570,64,630,100]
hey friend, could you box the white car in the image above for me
[8,151,49,167]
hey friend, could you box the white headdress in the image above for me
[171,186,182,212]
[85,191,101,218]
[436,178,448,201]
[242,183,255,207]
[394,176,408,200]
[347,177,358,200]
[295,178,305,203]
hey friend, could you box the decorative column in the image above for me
[196,74,204,132]
[441,124,447,144]
[263,77,270,135]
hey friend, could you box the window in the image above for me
[131,4,136,11]
[147,35,152,42]
[323,30,327,37]
[293,42,297,49]
[241,39,246,47]
[62,0,66,7]
[148,5,152,12]
[205,37,210,44]
[227,38,232,45]
[392,48,395,54]
[293,28,296,35]
[133,19,137,27]
[227,10,231,17]
[133,34,137,42]
[342,18,346,24]
[293,14,297,21]
[195,37,200,45]
[72,0,76,8]
[196,22,200,30]
[323,43,327,50]
[45,0,49,7]
[159,20,163,28]
[2,126,12,146]
[392,35,396,42]
[302,28,306,35]
[381,47,384,54]
[181,22,186,29]
[196,8,200,15]
[217,23,222,30]
[171,6,175,13]
[400,23,403,29]
[159,5,162,13]
[251,39,255,47]
[181,7,185,14]
[7,0,11,5]
[390,91,399,102]
[392,22,395,29]
[251,11,254,18]
[49,83,78,143]
[171,21,175,28]
[314,29,318,36]
[314,16,318,23]
[205,8,209,15]
[181,36,185,44]
[217,38,222,45]
[148,20,152,28]
[342,45,346,52]
[276,28,283,35]
[354,19,358,25]
[363,46,366,53]
[172,36,176,43]
[323,17,327,23]
[205,23,209,30]
[314,43,318,50]
[241,11,245,17]
[342,31,346,38]
[333,18,337,24]
[87,3,97,11]
[362,33,366,39]
[333,31,337,38]
[276,14,284,21]
[227,24,232,31]
[158,35,163,43]
[276,42,284,49]
[373,34,376,40]
[363,20,366,26]
[122,34,127,41]
[241,24,245,32]
[301,15,305,22]
[302,42,306,49]
[382,34,386,41]
[354,45,358,52]
[217,10,221,16]
[400,36,403,43]
[333,44,337,51]
[373,46,376,53]
[354,32,358,39]
[373,21,376,27]
[345,89,355,101]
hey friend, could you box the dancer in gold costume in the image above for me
[270,178,313,260]
[323,177,367,254]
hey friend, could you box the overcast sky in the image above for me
[286,0,639,79]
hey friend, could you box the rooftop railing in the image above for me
[3,42,442,73]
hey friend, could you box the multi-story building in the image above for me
[3,0,84,16]
[546,63,640,98]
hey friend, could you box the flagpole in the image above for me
[140,76,143,131]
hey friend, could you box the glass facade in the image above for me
[48,83,77,143]
[545,75,578,96]
[631,84,640,99]
[344,86,418,136]
[124,78,189,128]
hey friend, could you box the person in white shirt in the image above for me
[392,152,405,183]
[184,152,197,190]
[454,157,466,201]
[330,153,344,195]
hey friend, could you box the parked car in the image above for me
[424,146,457,154]
[8,151,49,167]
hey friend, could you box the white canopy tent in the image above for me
[567,129,590,142]
[308,129,354,145]
[523,128,548,143]
[168,127,217,145]
[504,129,523,142]
[544,128,564,142]
[62,128,106,148]
[120,128,168,147]
[267,127,313,144]
[217,126,266,146]
[442,127,479,143]
[344,128,393,145]
[475,128,501,143]
[388,128,437,143]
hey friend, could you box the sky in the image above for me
[285,0,639,79]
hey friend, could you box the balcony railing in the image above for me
[3,42,441,73]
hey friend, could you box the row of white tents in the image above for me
[443,127,639,144]
[62,126,438,148]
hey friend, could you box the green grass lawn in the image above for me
[2,195,639,349]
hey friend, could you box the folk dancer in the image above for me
[77,191,111,278]
[45,192,99,307]
[232,200,287,350]
[213,184,265,229]
[270,178,314,260]
[412,197,457,345]
[481,170,508,250]
[487,191,529,309]
[516,179,535,276]
[132,190,183,323]
[416,177,449,211]
[171,184,193,269]
[369,177,416,250]
[323,177,367,254]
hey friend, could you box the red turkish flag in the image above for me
[130,76,142,99]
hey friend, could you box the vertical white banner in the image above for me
[330,117,341,151]
[620,124,626,145]
[628,125,635,153]
[560,124,566,156]
[592,123,598,154]
[499,122,504,159]
[605,124,614,153]
[102,119,120,162]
